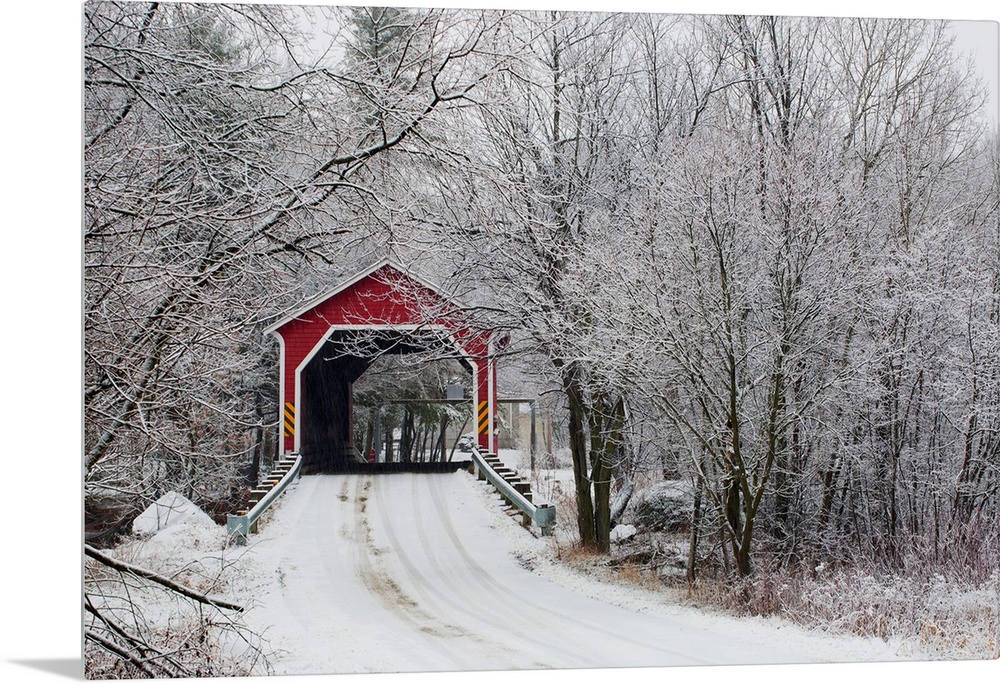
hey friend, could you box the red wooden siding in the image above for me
[268,262,496,455]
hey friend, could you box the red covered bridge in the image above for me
[264,260,500,474]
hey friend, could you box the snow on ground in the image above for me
[116,491,232,595]
[132,490,215,536]
[463,470,925,663]
[229,469,924,675]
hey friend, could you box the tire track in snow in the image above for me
[367,473,530,669]
[349,474,478,670]
[251,473,840,671]
[424,472,717,666]
[408,473,606,667]
[397,473,560,668]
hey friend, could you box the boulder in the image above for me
[609,524,637,543]
[633,480,694,533]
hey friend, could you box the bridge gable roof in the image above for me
[265,260,483,353]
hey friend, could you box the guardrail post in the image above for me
[534,505,556,537]
[227,513,249,546]
[225,452,302,546]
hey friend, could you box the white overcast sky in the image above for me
[950,19,999,125]
[290,2,998,125]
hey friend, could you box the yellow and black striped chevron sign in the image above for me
[283,402,296,437]
[477,400,490,436]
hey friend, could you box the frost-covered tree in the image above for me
[85,3,998,594]
[85,1,305,507]
[84,1,511,674]
[442,10,642,551]
[434,11,997,580]
[85,1,502,510]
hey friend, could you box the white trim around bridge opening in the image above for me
[288,323,481,456]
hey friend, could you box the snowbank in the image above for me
[132,491,215,536]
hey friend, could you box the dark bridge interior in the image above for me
[299,329,472,474]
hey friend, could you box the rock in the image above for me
[633,480,693,532]
[610,524,637,543]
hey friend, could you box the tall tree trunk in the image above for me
[687,472,704,583]
[400,408,413,462]
[384,416,395,463]
[438,417,449,462]
[590,394,625,553]
[563,364,596,548]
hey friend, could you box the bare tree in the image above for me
[85,2,503,503]
[85,3,510,674]
[440,10,644,551]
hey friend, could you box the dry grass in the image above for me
[611,559,665,591]
[558,546,666,593]
[547,516,998,661]
[679,565,1000,660]
[533,470,998,661]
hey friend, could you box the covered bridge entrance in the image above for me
[264,261,499,474]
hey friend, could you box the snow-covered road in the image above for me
[236,471,905,675]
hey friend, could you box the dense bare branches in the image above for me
[435,12,997,577]
[84,2,503,506]
[84,535,270,679]
[84,5,508,675]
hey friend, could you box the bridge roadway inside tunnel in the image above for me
[236,471,890,674]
